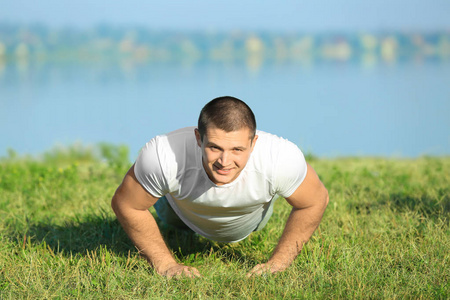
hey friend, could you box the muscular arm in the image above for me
[247,163,329,276]
[111,165,200,278]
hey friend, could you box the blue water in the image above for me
[1,61,449,159]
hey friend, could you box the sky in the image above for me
[1,0,450,32]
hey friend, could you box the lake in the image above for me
[0,60,449,159]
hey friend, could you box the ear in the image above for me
[250,134,258,151]
[194,128,202,147]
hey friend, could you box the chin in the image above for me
[212,173,235,185]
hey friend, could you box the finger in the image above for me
[250,264,265,275]
[164,266,185,278]
[247,264,276,277]
[189,267,202,278]
[246,264,269,277]
[246,265,259,277]
[269,265,283,274]
[166,266,201,279]
[165,270,181,279]
[182,267,201,278]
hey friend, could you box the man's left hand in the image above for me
[246,261,288,277]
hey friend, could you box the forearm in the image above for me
[112,199,177,272]
[269,202,327,267]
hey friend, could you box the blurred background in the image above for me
[1,0,449,159]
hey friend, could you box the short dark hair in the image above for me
[198,96,256,140]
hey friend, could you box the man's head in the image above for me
[197,96,256,141]
[195,96,258,185]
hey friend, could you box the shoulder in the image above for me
[134,126,198,195]
[154,126,197,147]
[251,130,307,197]
[135,126,197,175]
[141,126,197,156]
[253,130,303,159]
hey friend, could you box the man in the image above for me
[111,96,328,278]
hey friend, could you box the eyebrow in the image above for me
[206,142,247,151]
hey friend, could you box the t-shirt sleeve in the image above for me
[134,138,170,198]
[273,139,308,198]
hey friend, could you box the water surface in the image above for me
[1,60,448,159]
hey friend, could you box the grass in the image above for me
[0,144,449,299]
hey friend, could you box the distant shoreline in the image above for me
[1,24,449,65]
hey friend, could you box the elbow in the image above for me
[323,187,329,209]
[111,190,121,215]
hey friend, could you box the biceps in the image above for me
[285,163,328,209]
[112,165,159,211]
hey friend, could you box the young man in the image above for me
[111,96,328,278]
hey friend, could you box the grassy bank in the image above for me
[0,145,449,299]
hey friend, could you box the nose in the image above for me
[218,151,230,167]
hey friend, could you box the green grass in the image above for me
[1,145,449,299]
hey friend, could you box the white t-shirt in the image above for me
[134,126,307,242]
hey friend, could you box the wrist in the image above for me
[267,255,292,270]
[148,257,179,274]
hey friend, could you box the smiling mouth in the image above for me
[213,164,233,175]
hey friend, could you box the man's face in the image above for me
[195,127,258,186]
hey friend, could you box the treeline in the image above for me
[0,23,449,65]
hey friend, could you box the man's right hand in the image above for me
[112,165,201,279]
[158,263,202,278]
